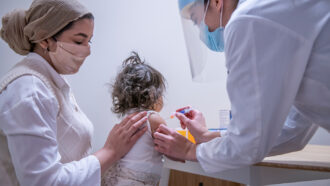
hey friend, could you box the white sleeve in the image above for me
[196,16,311,173]
[0,76,101,186]
[268,106,318,156]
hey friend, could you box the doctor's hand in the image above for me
[154,124,197,161]
[94,111,148,175]
[176,107,207,138]
[176,107,219,144]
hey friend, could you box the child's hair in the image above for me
[111,51,166,116]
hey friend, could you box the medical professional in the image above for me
[154,0,330,173]
[0,0,147,185]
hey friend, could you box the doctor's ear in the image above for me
[211,0,223,11]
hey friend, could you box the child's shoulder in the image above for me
[148,112,166,134]
[148,112,165,124]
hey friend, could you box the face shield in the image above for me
[178,0,227,82]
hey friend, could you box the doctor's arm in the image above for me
[195,17,312,173]
[268,106,318,156]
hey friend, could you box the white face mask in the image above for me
[49,41,91,74]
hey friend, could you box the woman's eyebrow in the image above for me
[74,33,88,38]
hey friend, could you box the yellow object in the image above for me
[176,129,196,144]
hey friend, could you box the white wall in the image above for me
[0,0,230,151]
[1,0,329,185]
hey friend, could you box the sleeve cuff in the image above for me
[86,155,101,186]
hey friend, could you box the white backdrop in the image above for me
[0,0,231,151]
[0,1,329,185]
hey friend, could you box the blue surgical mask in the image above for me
[199,21,225,52]
[199,0,225,52]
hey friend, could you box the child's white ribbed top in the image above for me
[119,110,163,176]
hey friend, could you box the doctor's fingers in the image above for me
[185,109,201,120]
[175,113,192,127]
[176,106,194,118]
[153,131,173,143]
[156,124,176,136]
[154,138,170,150]
[175,106,191,112]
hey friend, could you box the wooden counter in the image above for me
[160,145,330,186]
[257,145,330,172]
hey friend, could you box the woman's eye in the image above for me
[74,41,83,45]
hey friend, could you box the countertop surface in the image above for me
[256,145,330,172]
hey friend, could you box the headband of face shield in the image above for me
[199,0,225,52]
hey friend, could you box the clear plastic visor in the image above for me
[179,0,227,82]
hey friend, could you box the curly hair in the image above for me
[111,52,166,117]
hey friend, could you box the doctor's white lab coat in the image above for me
[196,0,330,173]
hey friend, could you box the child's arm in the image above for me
[148,113,166,136]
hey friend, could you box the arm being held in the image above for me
[148,112,167,136]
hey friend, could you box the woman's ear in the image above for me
[41,38,57,52]
[39,40,49,51]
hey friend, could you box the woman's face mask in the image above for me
[49,41,91,74]
[199,0,225,52]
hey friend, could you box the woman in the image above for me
[0,0,147,185]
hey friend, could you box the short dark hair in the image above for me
[111,51,166,116]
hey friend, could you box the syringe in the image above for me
[170,108,192,119]
[165,108,193,138]
[165,108,193,120]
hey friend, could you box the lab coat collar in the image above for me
[26,52,70,92]
[239,0,247,4]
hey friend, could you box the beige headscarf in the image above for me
[0,0,90,55]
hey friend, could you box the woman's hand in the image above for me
[176,106,220,144]
[153,124,197,161]
[94,111,147,174]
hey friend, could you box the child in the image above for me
[102,52,167,186]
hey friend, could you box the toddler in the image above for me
[102,52,167,186]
